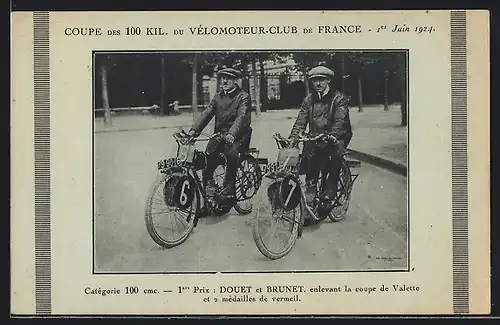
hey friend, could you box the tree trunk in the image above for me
[340,54,346,94]
[301,62,310,96]
[242,75,250,93]
[259,59,267,111]
[197,69,203,106]
[160,55,167,116]
[100,62,111,125]
[397,53,407,126]
[191,53,199,123]
[384,70,389,111]
[357,74,363,112]
[251,58,261,117]
[400,78,407,126]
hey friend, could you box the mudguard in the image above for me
[277,174,301,212]
[163,168,202,227]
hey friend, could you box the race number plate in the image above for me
[173,175,196,210]
[278,175,301,211]
[157,158,175,170]
[177,144,196,163]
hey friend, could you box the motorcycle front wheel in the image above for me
[144,169,199,248]
[251,173,302,260]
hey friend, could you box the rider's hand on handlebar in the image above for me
[327,134,339,142]
[318,134,338,146]
[224,133,235,145]
[176,129,195,144]
[287,137,299,148]
[317,134,330,147]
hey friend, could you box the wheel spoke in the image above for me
[252,176,300,259]
[145,171,197,248]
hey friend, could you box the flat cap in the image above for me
[217,67,242,78]
[307,66,335,79]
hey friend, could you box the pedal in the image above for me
[215,193,237,205]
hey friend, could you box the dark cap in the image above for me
[217,68,242,78]
[307,66,335,79]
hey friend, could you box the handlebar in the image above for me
[173,129,221,144]
[273,132,339,147]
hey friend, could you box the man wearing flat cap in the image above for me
[188,67,253,200]
[288,65,353,220]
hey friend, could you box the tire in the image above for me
[234,203,252,215]
[251,174,302,260]
[144,170,199,248]
[234,155,262,215]
[328,161,353,222]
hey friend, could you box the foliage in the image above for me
[181,51,281,76]
[94,50,408,125]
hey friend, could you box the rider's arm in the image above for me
[227,92,251,140]
[288,97,309,140]
[328,92,351,146]
[190,97,217,134]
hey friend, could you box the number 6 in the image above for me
[179,179,190,206]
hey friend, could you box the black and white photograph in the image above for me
[12,8,489,316]
[93,50,409,274]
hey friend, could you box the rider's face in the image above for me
[220,75,237,92]
[311,77,330,94]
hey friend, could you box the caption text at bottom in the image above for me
[84,284,420,303]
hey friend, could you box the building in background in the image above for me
[205,57,304,110]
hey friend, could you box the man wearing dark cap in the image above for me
[188,67,252,200]
[288,65,353,221]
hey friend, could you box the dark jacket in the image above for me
[289,88,352,147]
[191,85,252,141]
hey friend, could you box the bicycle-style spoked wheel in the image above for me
[234,155,262,215]
[328,161,353,222]
[144,169,199,248]
[252,173,302,260]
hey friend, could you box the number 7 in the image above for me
[284,179,297,207]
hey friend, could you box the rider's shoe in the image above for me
[305,180,316,205]
[205,180,217,197]
[320,187,336,203]
[219,184,236,200]
[319,186,344,212]
[303,217,320,227]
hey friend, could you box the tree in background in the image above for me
[160,54,167,116]
[288,52,331,96]
[347,51,406,123]
[191,53,199,122]
[95,51,407,126]
[293,51,405,123]
[346,51,386,112]
[94,54,113,124]
[188,51,279,117]
[396,52,408,126]
[285,51,350,99]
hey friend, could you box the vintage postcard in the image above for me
[11,10,490,316]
